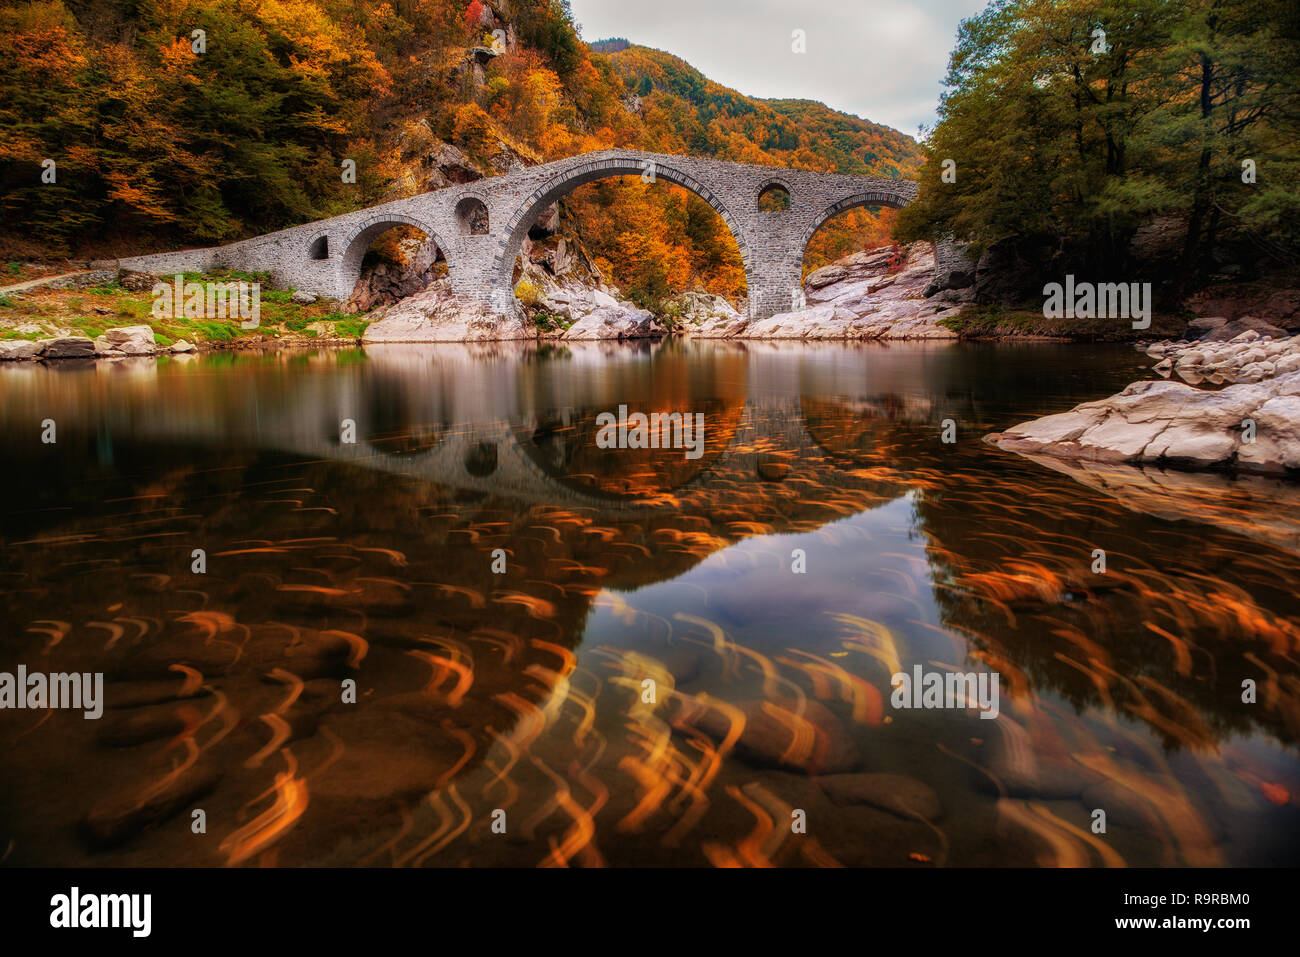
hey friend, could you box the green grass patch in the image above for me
[119,300,151,320]
[1,271,348,347]
[187,320,237,341]
[333,317,370,339]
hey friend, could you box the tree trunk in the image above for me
[1179,52,1216,293]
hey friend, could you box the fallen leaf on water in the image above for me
[1261,783,1290,806]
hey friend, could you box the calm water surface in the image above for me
[1,340,1297,867]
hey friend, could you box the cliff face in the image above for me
[685,242,972,341]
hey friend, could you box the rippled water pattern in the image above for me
[1,341,1296,867]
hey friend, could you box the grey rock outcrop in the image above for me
[988,371,1300,474]
[424,142,485,189]
[1144,331,1300,384]
[348,236,444,312]
[675,290,746,334]
[361,279,534,342]
[39,336,96,359]
[1196,316,1289,342]
[561,303,666,340]
[93,325,157,357]
[924,237,976,297]
[0,340,41,360]
[691,242,969,340]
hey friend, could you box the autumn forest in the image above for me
[0,0,921,305]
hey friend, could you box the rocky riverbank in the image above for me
[360,275,675,343]
[357,240,976,343]
[1145,326,1300,383]
[0,266,372,359]
[6,234,1297,354]
[987,330,1300,474]
[0,325,195,360]
[688,241,972,340]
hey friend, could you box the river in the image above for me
[1,340,1296,867]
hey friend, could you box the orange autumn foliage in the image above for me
[1,0,921,296]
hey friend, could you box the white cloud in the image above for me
[568,0,990,137]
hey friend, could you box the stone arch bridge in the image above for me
[119,149,918,321]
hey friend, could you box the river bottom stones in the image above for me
[672,698,860,775]
[818,772,943,821]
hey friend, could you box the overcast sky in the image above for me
[568,0,991,140]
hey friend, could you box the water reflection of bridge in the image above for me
[65,341,961,514]
[272,399,833,512]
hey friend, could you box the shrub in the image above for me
[514,278,542,306]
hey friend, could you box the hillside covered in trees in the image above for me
[0,0,922,304]
[897,0,1300,302]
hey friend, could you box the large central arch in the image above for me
[492,155,754,302]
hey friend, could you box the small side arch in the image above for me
[337,211,451,302]
[797,186,916,264]
[454,195,490,236]
[756,178,794,212]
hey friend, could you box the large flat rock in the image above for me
[362,287,534,342]
[988,371,1300,474]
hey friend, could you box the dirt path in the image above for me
[0,271,96,294]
